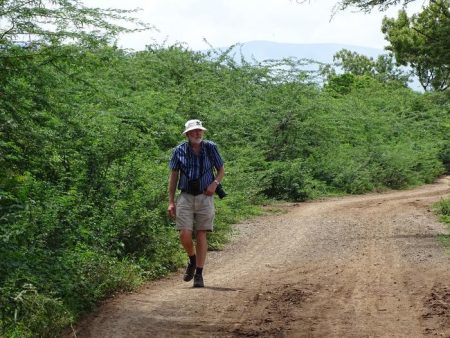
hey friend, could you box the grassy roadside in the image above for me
[434,197,450,249]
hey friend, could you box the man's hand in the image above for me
[205,182,217,196]
[168,170,179,219]
[167,203,176,219]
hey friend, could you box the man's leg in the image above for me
[195,230,208,268]
[179,229,196,282]
[179,229,195,256]
[193,230,207,287]
[176,193,197,282]
[192,195,214,287]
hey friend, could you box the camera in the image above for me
[186,179,226,198]
[215,183,227,199]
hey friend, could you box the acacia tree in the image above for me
[336,0,417,12]
[0,0,147,217]
[381,0,450,91]
[334,0,449,91]
[321,49,410,89]
[0,0,149,182]
[0,0,149,45]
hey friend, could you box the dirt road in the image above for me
[69,177,450,338]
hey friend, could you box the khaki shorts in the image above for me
[176,192,215,231]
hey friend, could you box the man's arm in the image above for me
[215,165,225,183]
[205,165,225,196]
[168,170,179,219]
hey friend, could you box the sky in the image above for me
[85,0,423,51]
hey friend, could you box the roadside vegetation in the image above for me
[1,0,449,337]
[435,199,450,249]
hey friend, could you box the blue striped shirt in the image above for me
[169,140,224,192]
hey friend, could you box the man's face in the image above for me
[187,129,204,144]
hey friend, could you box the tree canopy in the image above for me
[334,0,450,91]
[337,0,420,12]
[382,0,450,91]
[321,48,410,87]
[0,0,149,46]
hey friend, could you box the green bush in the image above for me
[435,199,450,249]
[1,40,448,337]
[3,284,72,338]
[436,199,450,220]
[262,160,329,201]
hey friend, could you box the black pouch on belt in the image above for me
[186,179,202,195]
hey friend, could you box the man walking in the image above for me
[168,119,225,287]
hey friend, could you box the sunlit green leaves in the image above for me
[0,0,150,46]
[0,30,449,338]
[382,0,450,90]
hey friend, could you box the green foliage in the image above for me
[2,284,72,338]
[60,247,144,311]
[336,0,417,12]
[322,49,410,90]
[0,0,149,46]
[336,0,449,91]
[1,3,449,335]
[333,49,375,75]
[434,198,450,249]
[262,159,330,201]
[382,0,450,91]
[437,199,450,218]
[325,73,357,94]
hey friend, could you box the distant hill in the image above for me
[203,40,422,91]
[207,40,386,64]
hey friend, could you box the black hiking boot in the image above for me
[183,262,196,282]
[193,274,204,288]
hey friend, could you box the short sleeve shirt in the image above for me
[169,140,224,192]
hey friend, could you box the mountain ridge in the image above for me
[208,40,387,64]
[205,40,422,91]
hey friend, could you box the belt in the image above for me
[181,190,203,196]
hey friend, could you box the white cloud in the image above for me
[84,0,423,51]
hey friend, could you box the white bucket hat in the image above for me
[182,119,207,134]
